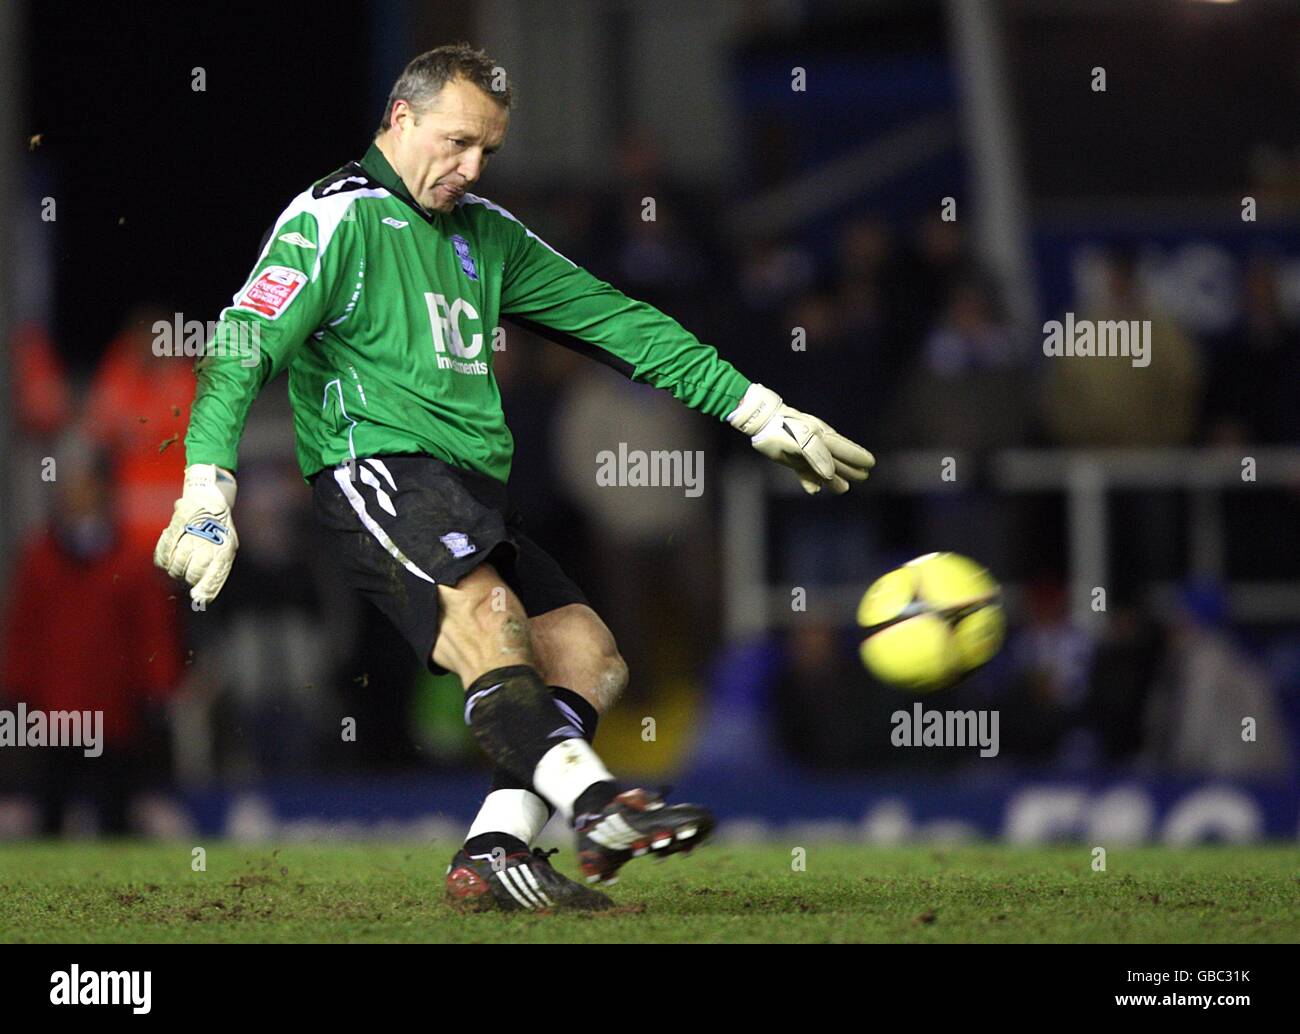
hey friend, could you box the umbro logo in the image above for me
[278,231,316,249]
[382,217,409,229]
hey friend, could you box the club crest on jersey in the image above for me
[440,531,476,558]
[184,518,229,545]
[450,235,479,281]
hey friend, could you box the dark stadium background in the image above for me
[2,0,1299,845]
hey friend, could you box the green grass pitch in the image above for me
[1,841,1295,943]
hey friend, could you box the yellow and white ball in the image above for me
[857,552,1004,693]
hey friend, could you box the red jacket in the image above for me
[83,334,195,556]
[1,530,184,744]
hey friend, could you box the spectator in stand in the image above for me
[1146,582,1293,777]
[600,130,717,340]
[0,443,185,834]
[734,235,819,384]
[737,236,817,318]
[82,305,195,557]
[188,459,339,777]
[1041,247,1203,448]
[1041,247,1204,585]
[881,277,1029,572]
[999,581,1095,765]
[11,321,72,438]
[1203,254,1300,446]
[833,214,904,412]
[888,212,972,355]
[772,289,878,587]
[9,321,75,548]
[1202,256,1300,583]
[773,621,877,770]
[551,366,716,704]
[1084,604,1167,763]
[886,276,1027,452]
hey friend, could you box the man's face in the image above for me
[385,77,509,212]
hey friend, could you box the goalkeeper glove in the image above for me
[154,463,239,605]
[727,382,875,495]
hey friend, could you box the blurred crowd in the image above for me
[3,129,1299,834]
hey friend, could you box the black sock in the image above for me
[549,686,600,744]
[574,780,620,821]
[463,831,529,858]
[485,686,602,814]
[462,665,583,788]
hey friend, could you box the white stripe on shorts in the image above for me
[333,466,436,584]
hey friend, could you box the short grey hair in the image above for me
[377,42,512,134]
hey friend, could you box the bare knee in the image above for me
[547,642,627,714]
[532,605,629,713]
[590,650,629,712]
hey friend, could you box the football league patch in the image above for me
[236,265,308,320]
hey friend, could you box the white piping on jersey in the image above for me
[457,192,577,268]
[321,378,358,458]
[327,257,367,331]
[224,183,391,309]
[332,466,437,585]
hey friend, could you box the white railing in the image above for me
[722,447,1300,639]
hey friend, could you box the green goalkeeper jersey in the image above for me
[185,142,751,484]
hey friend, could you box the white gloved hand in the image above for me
[154,463,239,605]
[727,383,875,495]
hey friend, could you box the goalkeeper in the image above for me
[155,43,874,912]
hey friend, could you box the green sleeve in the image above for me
[496,212,750,421]
[185,200,356,471]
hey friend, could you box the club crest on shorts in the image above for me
[440,531,477,558]
[450,235,479,281]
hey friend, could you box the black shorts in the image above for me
[311,453,589,674]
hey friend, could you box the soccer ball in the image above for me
[856,552,1004,693]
